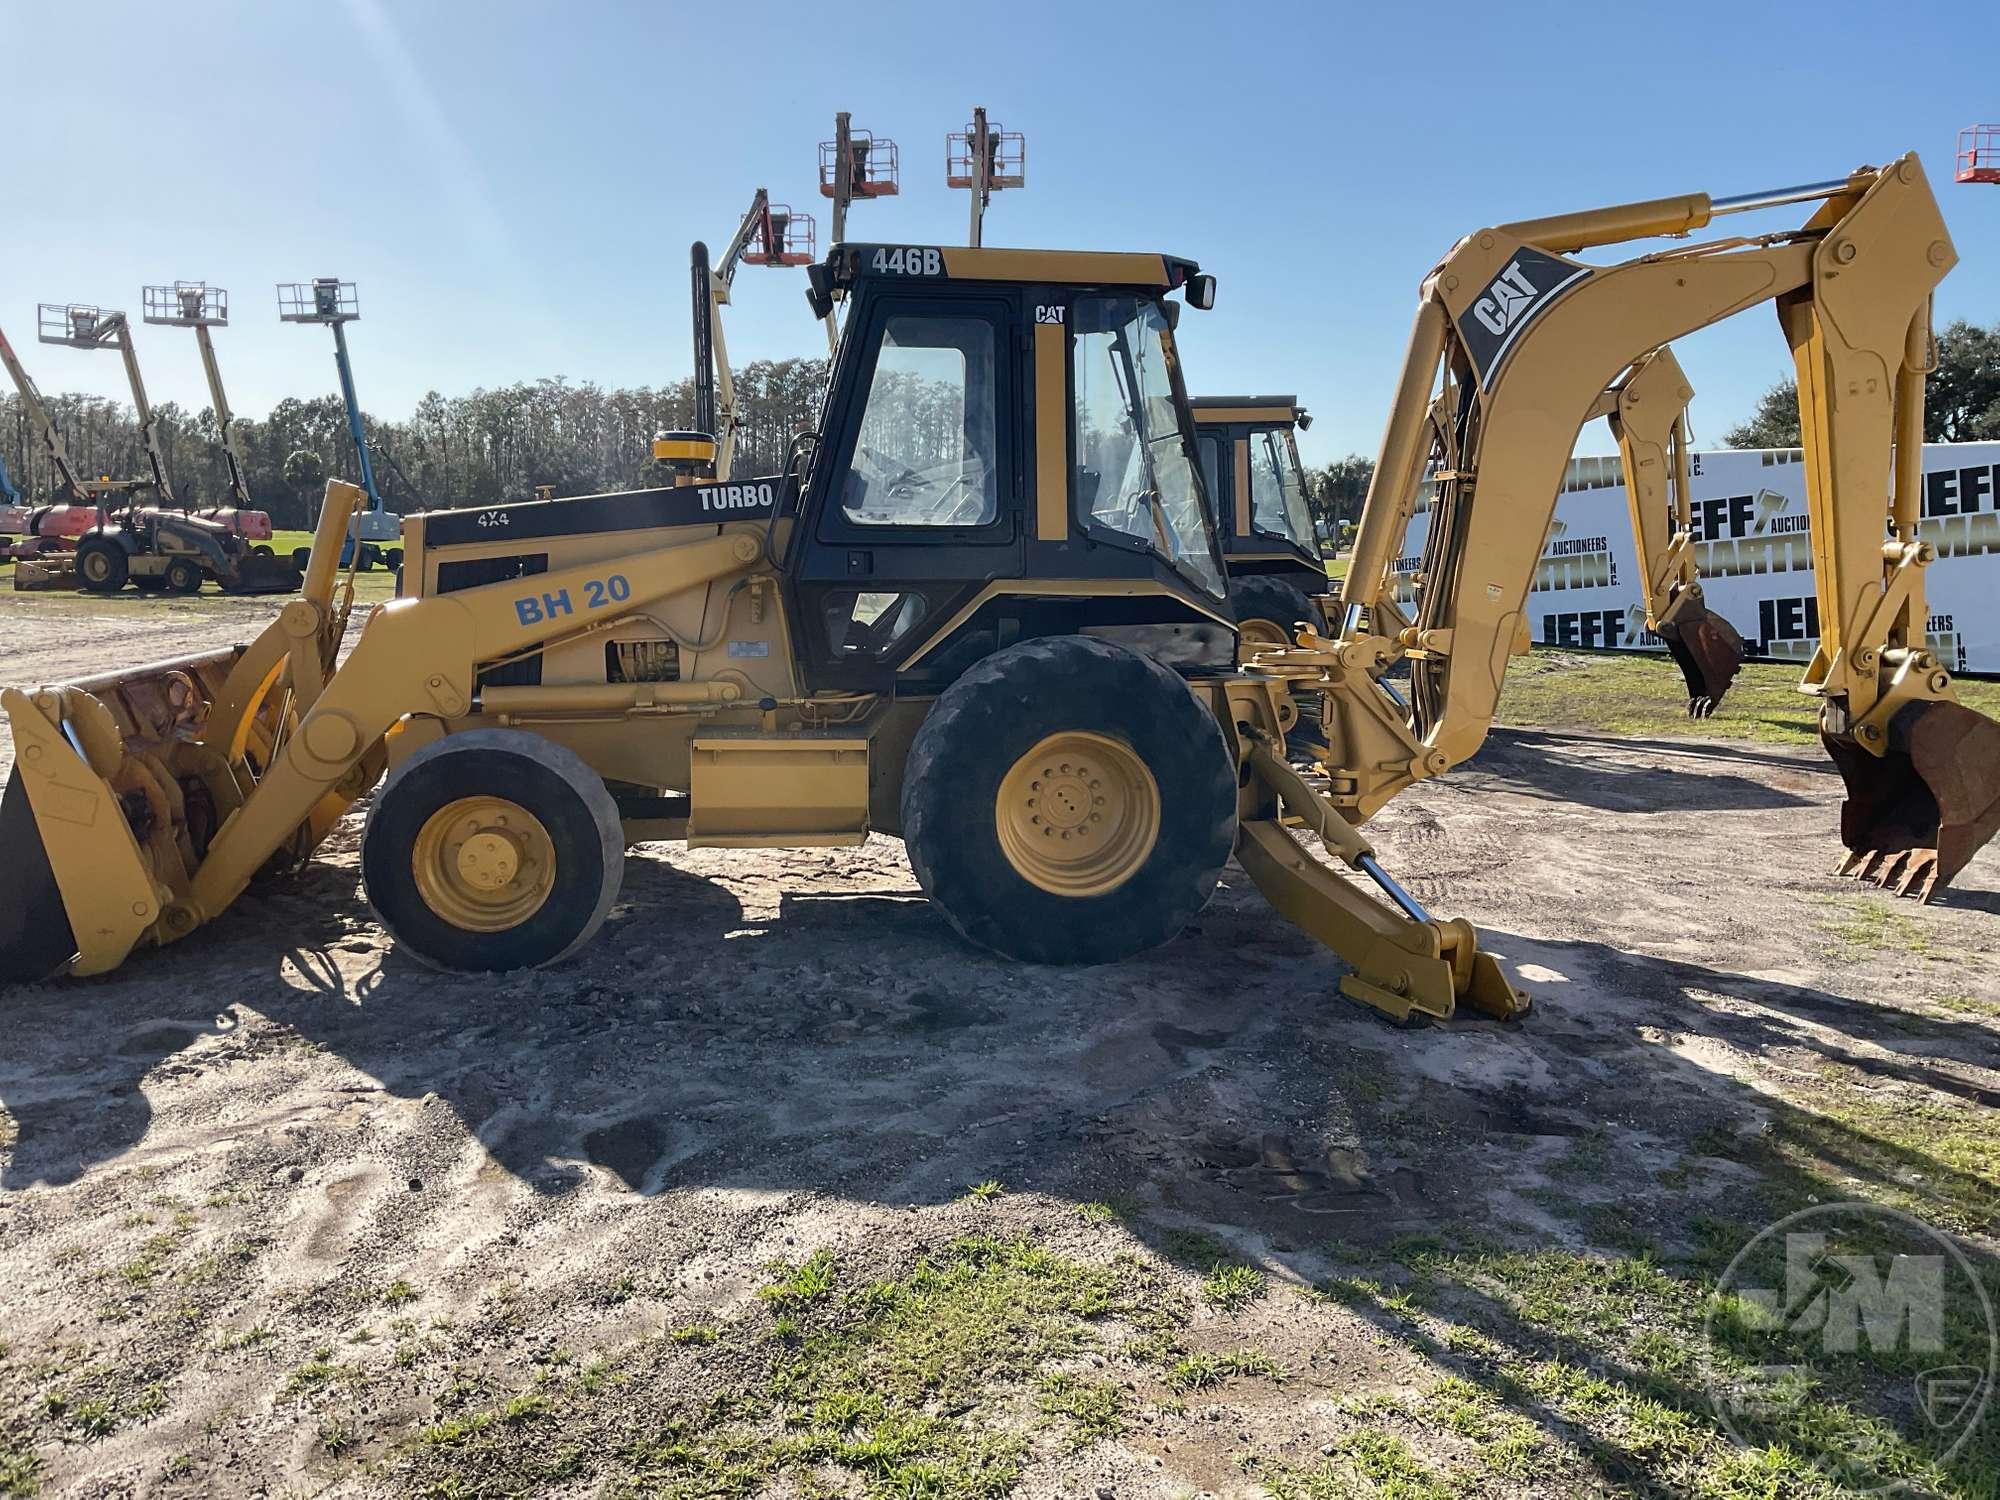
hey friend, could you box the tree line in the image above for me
[2,359,1380,540]
[6,316,1990,535]
[1723,318,1999,449]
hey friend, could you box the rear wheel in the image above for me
[163,558,203,595]
[901,636,1236,965]
[1229,574,1327,752]
[362,729,624,972]
[75,539,128,594]
[1228,574,1318,653]
[253,543,275,558]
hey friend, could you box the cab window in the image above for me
[1250,428,1317,546]
[1197,433,1226,523]
[1069,295,1223,594]
[842,315,998,527]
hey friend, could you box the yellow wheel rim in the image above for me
[995,731,1160,898]
[411,796,556,932]
[1237,617,1292,650]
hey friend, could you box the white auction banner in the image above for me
[1389,442,2000,675]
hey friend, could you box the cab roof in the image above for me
[828,243,1201,291]
[1190,396,1305,425]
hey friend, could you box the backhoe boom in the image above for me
[1287,152,2000,900]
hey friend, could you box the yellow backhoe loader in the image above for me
[2,154,1993,1024]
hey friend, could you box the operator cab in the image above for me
[1189,397,1330,641]
[795,242,1229,691]
[1190,397,1322,572]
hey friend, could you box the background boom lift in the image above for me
[670,190,817,482]
[947,107,1025,248]
[33,304,297,596]
[0,320,129,580]
[278,279,402,572]
[142,282,279,547]
[817,113,900,350]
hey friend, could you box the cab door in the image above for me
[789,287,1023,691]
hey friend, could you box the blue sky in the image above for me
[3,0,1992,464]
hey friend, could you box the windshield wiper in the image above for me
[1108,328,1180,558]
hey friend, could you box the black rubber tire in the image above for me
[362,729,624,973]
[253,543,275,558]
[132,574,169,593]
[75,538,128,594]
[164,558,203,595]
[901,636,1237,965]
[384,548,404,570]
[1228,574,1319,652]
[292,547,313,572]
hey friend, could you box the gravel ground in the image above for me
[1,598,1995,1497]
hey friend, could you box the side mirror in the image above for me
[805,264,835,321]
[1184,273,1217,311]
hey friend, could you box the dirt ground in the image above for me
[1,601,1996,1498]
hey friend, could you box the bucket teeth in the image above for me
[1823,698,2000,903]
[1662,603,1746,717]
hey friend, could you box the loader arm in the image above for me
[0,479,768,979]
[1290,152,1998,898]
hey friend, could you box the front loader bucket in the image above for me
[0,768,77,984]
[222,554,304,596]
[1826,699,2000,901]
[1659,602,1745,718]
[0,650,255,983]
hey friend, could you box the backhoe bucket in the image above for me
[1659,602,1745,718]
[1825,699,2000,902]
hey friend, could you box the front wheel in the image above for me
[901,636,1237,965]
[362,730,624,972]
[75,539,128,594]
[164,558,203,595]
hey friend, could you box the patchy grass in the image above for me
[1164,1347,1282,1392]
[666,1324,717,1347]
[1035,1373,1124,1446]
[398,1235,1181,1499]
[1498,648,2000,746]
[1199,1262,1267,1312]
[283,1346,350,1398]
[0,1445,40,1497]
[963,1179,1004,1203]
[756,1250,836,1310]
[1814,894,1936,958]
[381,1279,419,1308]
[1319,1232,1999,1498]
